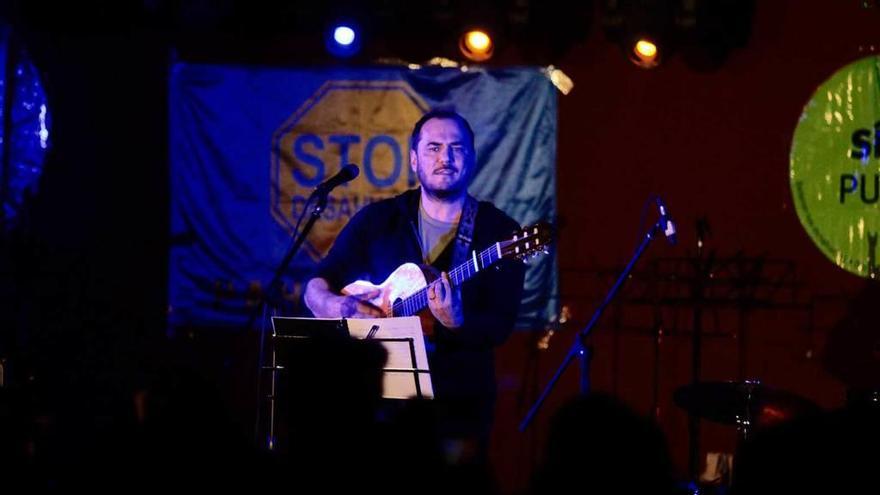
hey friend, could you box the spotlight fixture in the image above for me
[326,22,361,58]
[459,29,494,62]
[334,26,355,46]
[601,0,756,72]
[630,36,660,68]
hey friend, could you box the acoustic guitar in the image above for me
[341,222,552,334]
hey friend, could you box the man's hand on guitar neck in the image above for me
[304,278,384,318]
[427,271,464,329]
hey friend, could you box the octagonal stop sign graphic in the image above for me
[271,81,429,261]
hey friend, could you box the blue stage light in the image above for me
[327,23,360,58]
[333,26,355,46]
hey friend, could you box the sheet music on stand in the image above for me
[347,317,434,399]
[271,316,433,400]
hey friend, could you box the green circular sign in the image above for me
[791,55,880,279]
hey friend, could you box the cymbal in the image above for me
[673,381,820,428]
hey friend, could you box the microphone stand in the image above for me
[519,215,668,432]
[251,189,330,449]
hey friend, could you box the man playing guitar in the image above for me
[304,109,526,463]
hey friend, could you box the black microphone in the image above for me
[655,196,677,245]
[314,164,359,194]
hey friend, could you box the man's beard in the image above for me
[426,183,464,200]
[419,173,466,201]
[417,162,468,201]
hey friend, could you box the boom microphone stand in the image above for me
[519,196,677,432]
[251,164,360,449]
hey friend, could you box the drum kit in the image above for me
[671,379,821,493]
[673,379,820,440]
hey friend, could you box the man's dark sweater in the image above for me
[316,188,525,437]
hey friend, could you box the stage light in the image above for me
[635,39,657,58]
[630,36,661,68]
[466,31,491,52]
[333,26,355,46]
[326,22,361,58]
[459,29,494,62]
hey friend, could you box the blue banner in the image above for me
[169,64,558,330]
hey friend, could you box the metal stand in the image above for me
[265,317,348,452]
[597,251,809,483]
[370,336,428,399]
[687,219,711,477]
[251,190,330,449]
[266,317,431,451]
[519,216,666,431]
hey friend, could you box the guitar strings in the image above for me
[389,245,498,317]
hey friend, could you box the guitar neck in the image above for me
[392,242,502,317]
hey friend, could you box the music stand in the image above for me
[271,317,349,340]
[346,316,434,400]
[264,316,432,449]
[259,317,347,449]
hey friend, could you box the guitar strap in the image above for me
[451,194,478,268]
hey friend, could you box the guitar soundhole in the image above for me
[392,297,403,316]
